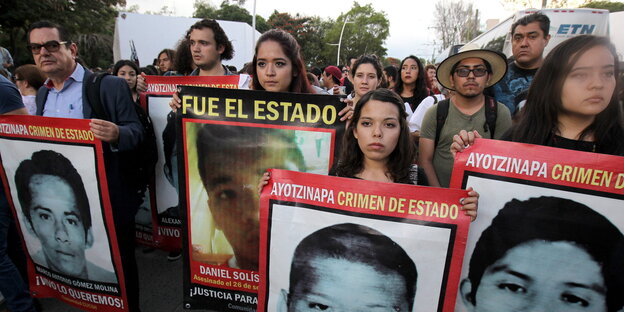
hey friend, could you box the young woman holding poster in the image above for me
[113,60,140,103]
[259,88,479,221]
[451,35,624,156]
[251,29,314,94]
[251,28,353,122]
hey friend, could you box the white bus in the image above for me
[467,8,610,59]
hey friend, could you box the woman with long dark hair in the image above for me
[335,88,416,183]
[113,60,140,103]
[452,35,624,156]
[394,55,430,116]
[251,29,313,93]
[348,55,384,105]
[259,88,479,220]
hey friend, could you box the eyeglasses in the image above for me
[27,40,68,54]
[454,68,488,77]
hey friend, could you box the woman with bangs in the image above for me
[251,29,314,94]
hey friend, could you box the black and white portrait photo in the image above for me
[456,176,624,312]
[264,203,455,312]
[0,139,118,284]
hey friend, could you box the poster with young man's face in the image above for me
[178,87,345,311]
[0,115,128,311]
[258,169,472,312]
[141,75,245,250]
[450,139,624,312]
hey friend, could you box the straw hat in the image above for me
[436,44,508,91]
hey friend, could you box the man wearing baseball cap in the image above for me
[418,45,512,187]
[322,65,345,95]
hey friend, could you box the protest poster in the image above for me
[257,169,472,312]
[450,139,624,312]
[0,115,128,311]
[140,75,246,250]
[178,87,345,311]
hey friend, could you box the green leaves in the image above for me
[323,2,390,65]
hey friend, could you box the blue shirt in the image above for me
[0,74,24,114]
[42,63,85,118]
[491,61,537,115]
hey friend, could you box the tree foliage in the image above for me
[580,0,624,11]
[500,0,588,9]
[0,0,123,68]
[433,0,481,51]
[267,12,332,67]
[193,0,269,33]
[145,5,175,15]
[323,2,390,65]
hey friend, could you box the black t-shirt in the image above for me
[501,128,624,156]
[402,95,418,112]
[329,164,425,185]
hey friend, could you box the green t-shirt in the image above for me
[420,99,512,187]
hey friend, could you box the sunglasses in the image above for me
[27,40,68,54]
[454,67,488,77]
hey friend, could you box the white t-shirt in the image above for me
[408,94,445,132]
[22,95,37,115]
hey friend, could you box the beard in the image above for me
[455,89,481,98]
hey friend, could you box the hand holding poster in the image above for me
[179,87,345,311]
[140,75,244,250]
[450,139,624,312]
[258,169,472,312]
[0,115,128,311]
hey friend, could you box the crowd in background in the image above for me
[0,10,623,312]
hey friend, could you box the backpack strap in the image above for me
[434,99,450,148]
[35,86,49,115]
[483,95,498,139]
[85,72,110,121]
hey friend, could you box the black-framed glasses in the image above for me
[454,68,488,77]
[27,40,68,54]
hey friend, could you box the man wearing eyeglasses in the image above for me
[418,46,512,188]
[28,20,143,312]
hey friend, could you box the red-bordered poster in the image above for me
[139,75,244,250]
[258,169,472,312]
[179,86,345,311]
[450,139,624,312]
[0,115,128,311]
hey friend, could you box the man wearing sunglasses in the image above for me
[418,45,512,188]
[28,20,143,312]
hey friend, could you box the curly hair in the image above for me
[186,19,234,60]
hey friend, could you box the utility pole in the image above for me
[337,17,353,65]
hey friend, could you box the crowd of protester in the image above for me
[0,10,623,312]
